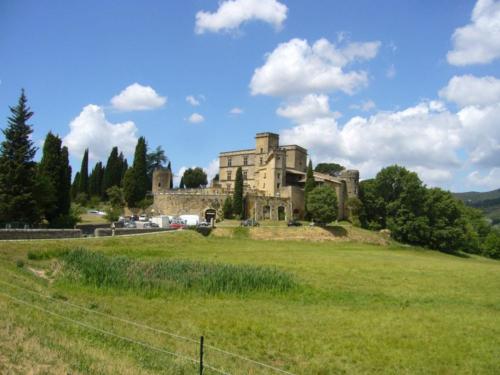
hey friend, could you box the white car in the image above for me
[138,214,148,221]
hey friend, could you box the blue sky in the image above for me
[1,0,499,192]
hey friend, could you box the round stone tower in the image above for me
[339,169,360,197]
[152,168,172,194]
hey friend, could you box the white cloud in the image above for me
[350,99,376,112]
[229,107,243,115]
[204,159,220,182]
[281,101,463,185]
[467,168,500,189]
[174,166,187,188]
[386,64,396,79]
[277,94,339,123]
[186,95,200,106]
[439,75,500,107]
[458,103,500,166]
[250,38,381,97]
[447,0,500,65]
[195,0,288,34]
[111,83,167,111]
[63,104,138,161]
[187,113,205,124]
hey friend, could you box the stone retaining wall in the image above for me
[0,229,82,240]
[94,228,173,237]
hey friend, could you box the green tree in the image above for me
[182,167,207,188]
[102,147,124,198]
[71,172,81,199]
[304,160,316,219]
[168,162,173,189]
[78,148,89,200]
[123,137,149,208]
[346,196,363,226]
[0,90,40,225]
[179,176,185,189]
[314,162,344,176]
[358,179,386,230]
[147,145,168,184]
[483,229,500,259]
[306,185,338,224]
[233,166,244,218]
[38,132,71,224]
[222,196,233,219]
[89,161,104,198]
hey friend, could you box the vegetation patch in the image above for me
[27,248,70,260]
[61,248,296,294]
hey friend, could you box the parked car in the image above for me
[169,220,187,229]
[143,222,159,229]
[287,219,302,227]
[197,221,211,228]
[240,218,260,227]
[124,221,136,228]
[138,214,148,221]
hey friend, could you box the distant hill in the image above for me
[454,188,500,226]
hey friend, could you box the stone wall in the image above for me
[95,228,173,237]
[152,190,229,221]
[0,229,82,240]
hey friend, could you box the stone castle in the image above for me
[151,132,359,222]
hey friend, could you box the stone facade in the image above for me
[151,132,360,221]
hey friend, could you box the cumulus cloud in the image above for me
[281,101,464,185]
[277,94,339,123]
[386,64,396,79]
[186,95,200,106]
[111,83,166,111]
[195,0,288,34]
[250,38,381,97]
[447,0,500,65]
[63,105,138,161]
[467,168,500,189]
[439,75,500,107]
[229,107,243,115]
[350,99,376,112]
[187,113,205,123]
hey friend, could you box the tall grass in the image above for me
[61,248,296,294]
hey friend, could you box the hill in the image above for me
[454,188,500,226]
[0,229,499,374]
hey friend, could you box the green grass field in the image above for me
[0,227,499,374]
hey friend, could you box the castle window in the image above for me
[277,172,280,179]
[277,183,280,188]
[243,171,247,180]
[263,173,266,179]
[243,156,248,166]
[227,171,232,181]
[228,158,232,167]
[260,157,263,165]
[260,148,263,153]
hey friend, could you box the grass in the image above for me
[61,248,296,294]
[0,226,499,374]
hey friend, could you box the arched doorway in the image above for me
[263,205,271,220]
[205,209,216,223]
[278,206,285,220]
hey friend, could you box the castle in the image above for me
[151,132,359,222]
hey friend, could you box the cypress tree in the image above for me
[38,132,62,222]
[71,172,80,199]
[59,146,71,216]
[0,90,39,225]
[179,176,185,189]
[78,148,89,198]
[89,161,104,197]
[123,137,149,208]
[167,161,173,189]
[233,166,244,218]
[304,160,316,219]
[120,153,128,185]
[102,147,121,196]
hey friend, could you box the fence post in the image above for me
[199,335,204,375]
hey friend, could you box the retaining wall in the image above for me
[94,228,173,237]
[0,229,82,240]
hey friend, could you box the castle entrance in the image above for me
[205,209,216,223]
[278,206,285,220]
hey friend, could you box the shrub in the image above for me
[307,185,338,224]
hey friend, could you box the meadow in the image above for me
[0,226,499,374]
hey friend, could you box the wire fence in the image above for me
[0,276,296,375]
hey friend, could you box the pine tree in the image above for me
[0,90,39,225]
[167,161,173,189]
[71,172,80,199]
[89,161,104,197]
[78,148,89,199]
[233,166,244,218]
[180,176,185,189]
[304,160,316,219]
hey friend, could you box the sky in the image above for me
[1,0,499,192]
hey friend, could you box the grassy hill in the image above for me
[454,188,500,226]
[0,227,499,374]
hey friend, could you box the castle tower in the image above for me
[152,168,172,194]
[255,132,279,155]
[339,169,360,198]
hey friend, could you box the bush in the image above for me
[222,196,233,219]
[16,259,24,268]
[307,185,338,224]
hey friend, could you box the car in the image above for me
[197,221,211,228]
[124,221,136,228]
[287,219,302,227]
[169,220,187,229]
[240,218,259,227]
[138,214,148,221]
